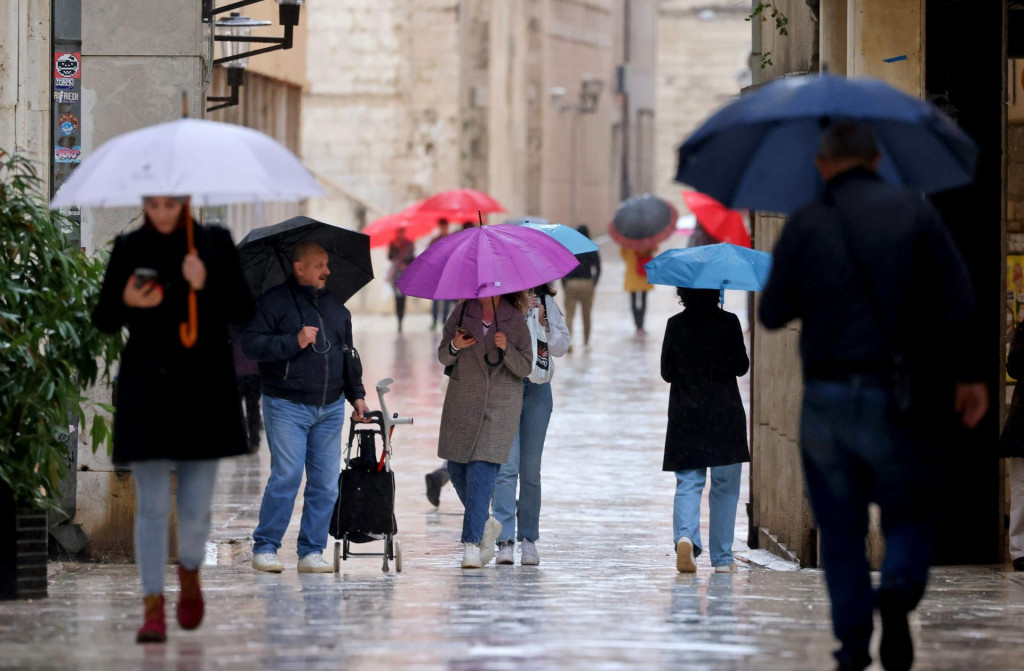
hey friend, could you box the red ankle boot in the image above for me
[136,594,166,643]
[177,565,204,630]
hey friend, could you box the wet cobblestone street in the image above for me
[2,257,1023,670]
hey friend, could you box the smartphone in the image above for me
[133,268,158,288]
[455,326,471,337]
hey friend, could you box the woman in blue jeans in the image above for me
[660,288,749,573]
[437,293,533,568]
[493,284,570,565]
[92,195,253,642]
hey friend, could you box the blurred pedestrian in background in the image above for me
[429,219,453,331]
[231,325,262,452]
[437,293,532,568]
[92,195,253,643]
[661,288,749,575]
[561,224,600,351]
[387,226,416,333]
[760,121,987,671]
[620,245,657,335]
[493,283,570,566]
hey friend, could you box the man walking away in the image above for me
[429,219,453,330]
[561,224,600,350]
[760,121,988,671]
[243,241,371,574]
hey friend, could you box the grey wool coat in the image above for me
[437,298,533,464]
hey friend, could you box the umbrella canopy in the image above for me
[50,118,324,208]
[675,73,978,215]
[238,216,373,304]
[395,224,579,300]
[407,188,505,219]
[682,191,750,248]
[644,243,772,293]
[517,221,599,255]
[363,208,441,249]
[609,194,678,251]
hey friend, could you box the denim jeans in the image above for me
[132,459,219,596]
[801,379,935,671]
[447,460,500,544]
[493,380,553,543]
[673,463,741,567]
[253,395,346,558]
[431,299,453,326]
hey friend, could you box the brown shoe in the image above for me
[176,566,204,630]
[136,594,166,643]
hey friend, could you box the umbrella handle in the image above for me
[179,209,199,349]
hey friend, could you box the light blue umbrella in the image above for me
[644,243,772,302]
[516,221,599,254]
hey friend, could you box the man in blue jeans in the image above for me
[760,121,987,671]
[243,242,370,574]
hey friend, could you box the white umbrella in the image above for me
[49,117,324,208]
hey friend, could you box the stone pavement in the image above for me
[2,253,1024,670]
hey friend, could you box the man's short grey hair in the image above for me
[293,241,327,264]
[818,120,880,161]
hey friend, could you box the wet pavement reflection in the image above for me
[2,256,1023,670]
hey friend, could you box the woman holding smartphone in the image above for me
[93,195,253,643]
[437,292,533,568]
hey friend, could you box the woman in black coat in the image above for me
[1000,320,1024,571]
[93,196,253,643]
[660,288,749,574]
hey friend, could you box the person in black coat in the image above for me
[660,288,749,575]
[93,195,253,644]
[1000,320,1024,572]
[561,224,601,350]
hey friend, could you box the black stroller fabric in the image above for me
[330,429,397,542]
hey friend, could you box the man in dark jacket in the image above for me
[561,224,601,348]
[760,121,988,671]
[243,241,369,574]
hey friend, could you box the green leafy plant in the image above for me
[747,2,790,69]
[0,151,123,511]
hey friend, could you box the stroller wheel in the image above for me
[333,541,341,573]
[395,540,403,573]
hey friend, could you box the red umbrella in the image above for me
[364,209,441,248]
[409,188,505,217]
[682,191,750,248]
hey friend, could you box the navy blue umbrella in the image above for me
[675,73,978,214]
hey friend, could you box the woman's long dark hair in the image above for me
[677,287,719,309]
[532,282,557,298]
[142,196,190,232]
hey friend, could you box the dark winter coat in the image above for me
[1002,321,1024,458]
[92,224,253,464]
[241,277,365,407]
[660,305,750,472]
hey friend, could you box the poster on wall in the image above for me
[52,49,82,248]
[1007,254,1024,381]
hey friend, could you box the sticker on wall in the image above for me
[55,77,76,91]
[58,113,79,136]
[53,91,80,104]
[54,53,81,79]
[55,146,82,164]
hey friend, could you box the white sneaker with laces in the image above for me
[496,542,515,566]
[252,552,285,573]
[521,539,540,566]
[714,563,737,574]
[297,553,334,573]
[676,537,697,573]
[479,517,501,566]
[462,543,482,569]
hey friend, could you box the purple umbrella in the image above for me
[395,224,580,300]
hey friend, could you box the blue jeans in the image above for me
[431,300,453,326]
[801,379,935,671]
[493,380,553,543]
[448,460,500,544]
[673,463,741,567]
[253,395,346,558]
[132,460,219,596]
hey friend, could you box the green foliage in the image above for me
[747,2,790,69]
[0,151,123,511]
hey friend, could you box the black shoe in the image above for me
[1014,557,1024,572]
[878,591,913,671]
[425,470,448,507]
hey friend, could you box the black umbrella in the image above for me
[238,216,373,304]
[609,194,678,251]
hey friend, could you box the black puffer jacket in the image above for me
[242,277,365,407]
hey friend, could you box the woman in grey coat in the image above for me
[438,293,532,568]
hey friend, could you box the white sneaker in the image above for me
[521,539,540,566]
[462,543,482,569]
[676,537,697,573]
[479,516,501,566]
[297,553,334,573]
[252,552,284,573]
[496,542,515,566]
[714,563,737,574]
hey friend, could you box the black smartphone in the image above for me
[455,326,471,337]
[133,268,158,288]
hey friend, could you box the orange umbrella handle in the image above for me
[179,209,199,348]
